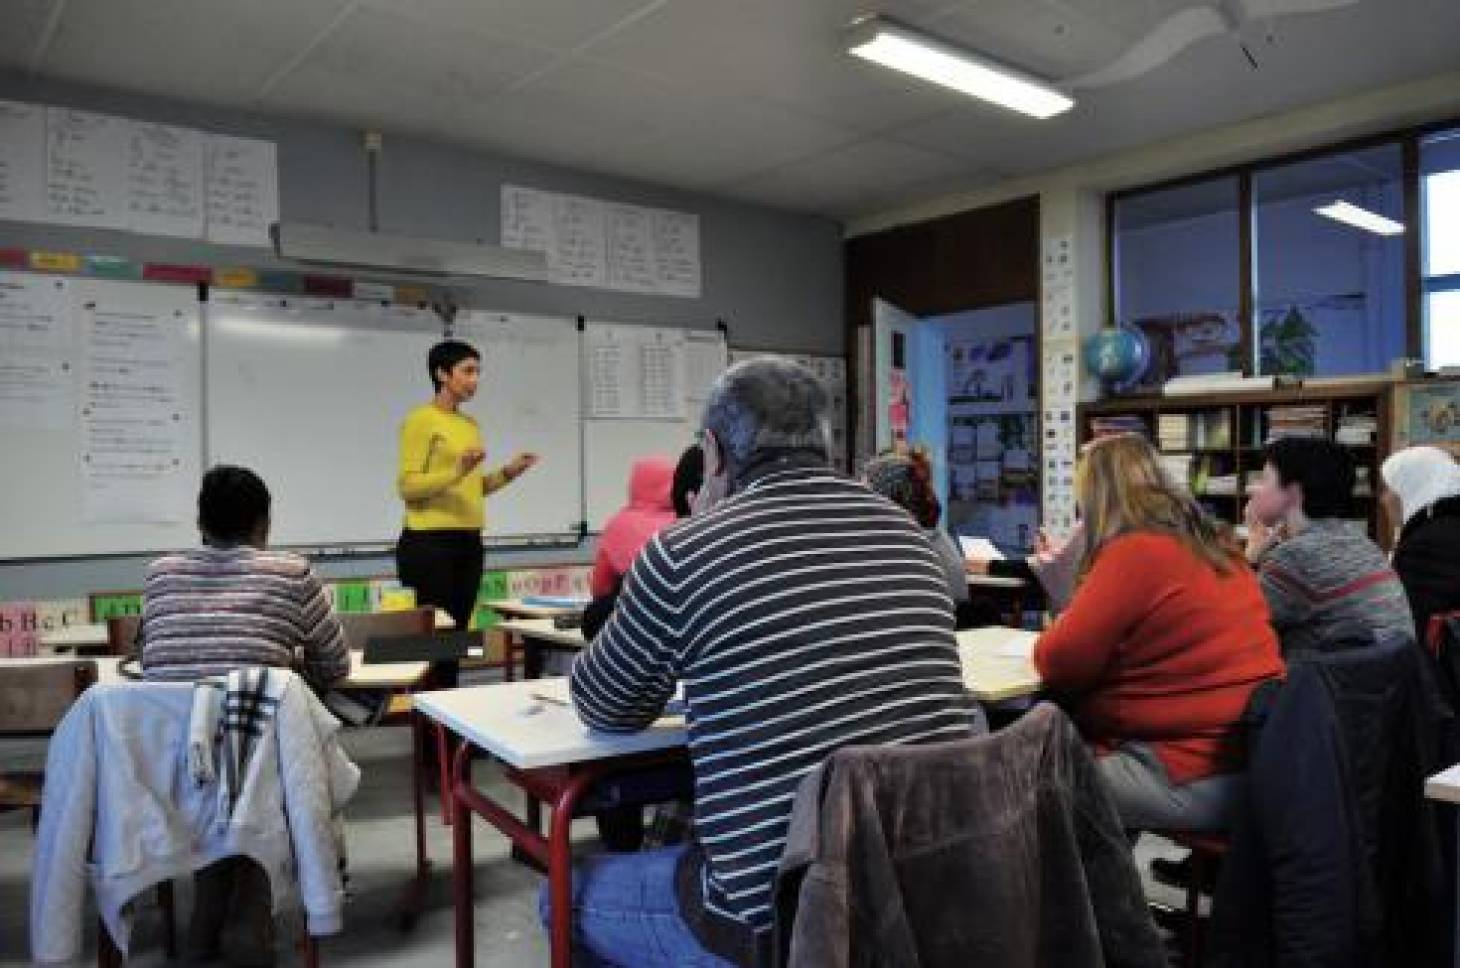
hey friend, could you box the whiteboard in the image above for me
[205,296,584,548]
[453,310,584,539]
[583,322,727,530]
[0,272,203,559]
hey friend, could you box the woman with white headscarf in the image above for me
[1380,445,1460,641]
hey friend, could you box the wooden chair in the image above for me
[0,659,99,826]
[1150,832,1229,967]
[104,615,142,657]
[338,606,436,652]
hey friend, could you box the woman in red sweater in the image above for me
[1034,433,1284,831]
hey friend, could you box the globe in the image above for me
[1084,327,1148,385]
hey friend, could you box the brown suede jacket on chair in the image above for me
[772,704,1168,968]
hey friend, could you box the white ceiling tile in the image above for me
[928,0,1133,79]
[358,0,662,52]
[39,0,359,104]
[581,0,970,132]
[0,0,57,71]
[263,5,553,118]
[726,138,977,215]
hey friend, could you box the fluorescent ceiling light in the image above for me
[846,16,1074,119]
[1314,200,1405,236]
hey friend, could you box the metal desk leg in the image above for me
[451,743,476,968]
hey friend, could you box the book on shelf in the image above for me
[1265,405,1327,442]
[1091,414,1149,438]
[1157,412,1190,451]
[1193,409,1232,449]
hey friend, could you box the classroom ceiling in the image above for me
[4,0,1460,222]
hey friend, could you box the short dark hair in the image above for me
[1264,437,1355,519]
[428,340,480,392]
[672,445,704,518]
[199,465,271,543]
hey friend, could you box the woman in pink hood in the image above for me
[590,456,678,598]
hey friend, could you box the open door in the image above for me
[870,297,949,508]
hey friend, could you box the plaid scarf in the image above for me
[204,667,286,816]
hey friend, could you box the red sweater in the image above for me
[1033,532,1285,784]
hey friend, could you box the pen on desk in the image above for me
[530,692,570,708]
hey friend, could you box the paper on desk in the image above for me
[958,536,1004,561]
[996,638,1038,659]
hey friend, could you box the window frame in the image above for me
[1106,118,1460,377]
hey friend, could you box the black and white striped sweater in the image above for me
[570,458,982,952]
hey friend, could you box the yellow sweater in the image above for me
[396,404,509,531]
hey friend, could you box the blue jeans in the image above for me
[537,846,735,968]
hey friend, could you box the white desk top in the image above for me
[491,599,584,620]
[39,623,109,651]
[955,626,1042,702]
[343,650,433,689]
[0,654,125,686]
[967,575,1029,590]
[413,678,684,770]
[416,627,1044,770]
[40,609,454,654]
[1426,764,1460,805]
[496,617,588,650]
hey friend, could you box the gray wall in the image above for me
[0,72,845,600]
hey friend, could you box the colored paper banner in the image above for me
[91,593,142,622]
[0,602,39,657]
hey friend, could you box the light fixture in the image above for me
[1314,200,1405,236]
[273,222,549,280]
[845,15,1074,119]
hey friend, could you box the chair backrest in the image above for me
[338,607,435,652]
[106,615,143,657]
[0,660,98,734]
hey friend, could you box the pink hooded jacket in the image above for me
[590,457,677,597]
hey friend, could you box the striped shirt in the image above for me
[141,546,349,686]
[1255,518,1415,656]
[570,460,981,948]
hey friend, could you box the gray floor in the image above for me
[1,725,566,966]
[2,725,1192,967]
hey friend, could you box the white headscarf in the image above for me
[1381,445,1460,525]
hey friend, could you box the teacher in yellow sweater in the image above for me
[396,340,538,672]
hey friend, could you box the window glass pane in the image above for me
[1422,130,1460,278]
[1253,144,1406,377]
[1427,291,1460,370]
[1114,177,1242,390]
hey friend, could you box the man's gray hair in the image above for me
[700,357,830,477]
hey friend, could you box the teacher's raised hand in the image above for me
[506,451,541,480]
[458,447,486,476]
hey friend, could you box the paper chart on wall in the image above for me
[46,107,128,229]
[502,185,702,298]
[125,121,205,238]
[1042,235,1076,342]
[586,325,687,421]
[0,272,73,429]
[205,134,278,246]
[0,99,45,223]
[79,300,191,523]
[1041,346,1079,407]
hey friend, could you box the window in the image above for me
[1422,128,1460,369]
[1252,144,1406,377]
[1113,177,1242,390]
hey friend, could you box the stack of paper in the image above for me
[958,536,1005,561]
[1335,413,1377,445]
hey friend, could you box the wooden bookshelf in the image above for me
[1078,383,1393,547]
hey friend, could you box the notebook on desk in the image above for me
[363,631,479,664]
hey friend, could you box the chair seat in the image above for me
[0,771,45,808]
[1165,830,1231,856]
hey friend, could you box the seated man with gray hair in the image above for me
[551,358,985,966]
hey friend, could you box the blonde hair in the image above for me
[1075,433,1237,576]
